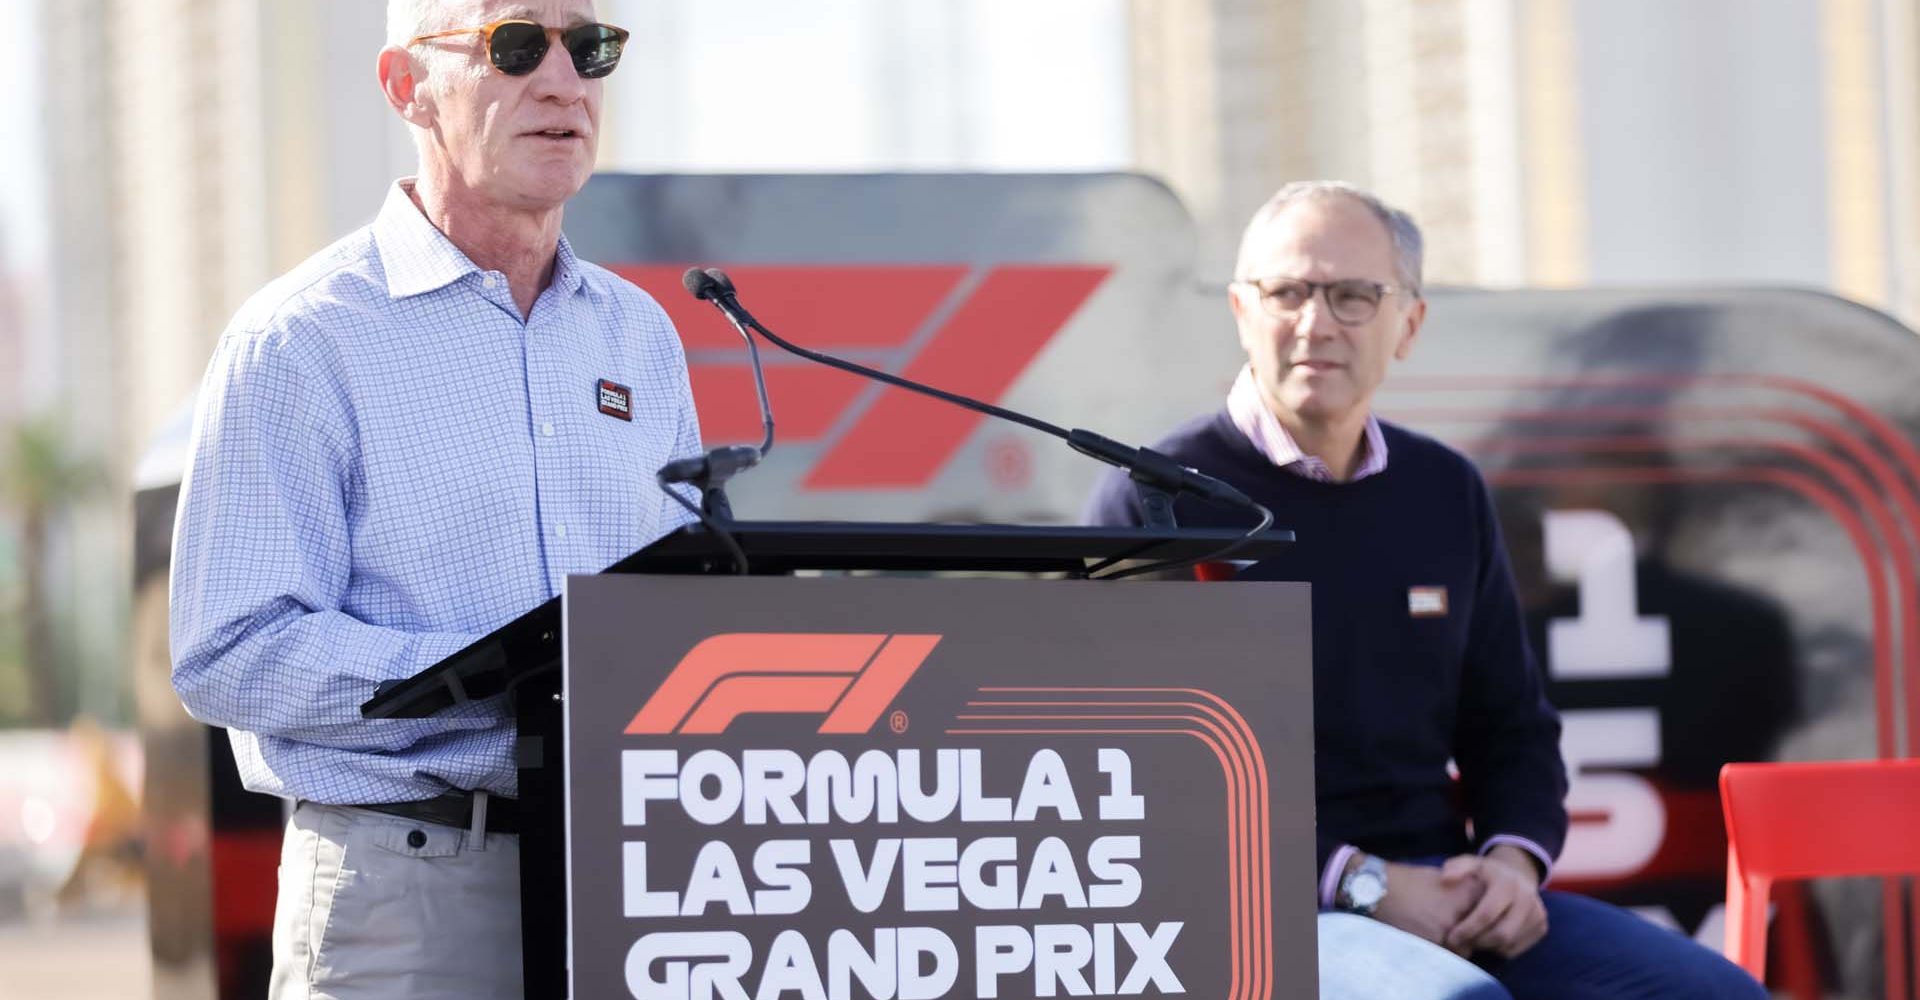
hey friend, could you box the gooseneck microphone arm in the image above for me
[658,268,785,529]
[682,269,776,458]
[651,269,791,574]
[686,267,1275,578]
[657,270,780,499]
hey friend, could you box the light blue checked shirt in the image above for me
[170,180,702,805]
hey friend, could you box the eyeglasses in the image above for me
[1236,277,1405,325]
[409,19,630,79]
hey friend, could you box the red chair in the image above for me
[1720,759,1920,998]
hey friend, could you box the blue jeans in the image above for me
[1319,892,1768,1000]
[1319,912,1510,1000]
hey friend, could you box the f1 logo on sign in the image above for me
[614,265,1111,491]
[623,633,940,736]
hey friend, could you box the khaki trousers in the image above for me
[269,801,522,1000]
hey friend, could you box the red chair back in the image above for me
[1722,759,1920,878]
[1720,759,1920,997]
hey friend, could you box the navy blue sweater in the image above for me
[1084,410,1569,881]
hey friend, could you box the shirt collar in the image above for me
[1226,365,1388,482]
[551,229,589,297]
[373,178,593,300]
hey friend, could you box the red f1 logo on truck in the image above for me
[614,264,1111,491]
[624,633,940,735]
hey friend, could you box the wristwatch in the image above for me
[1336,854,1389,916]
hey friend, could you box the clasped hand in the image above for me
[1369,848,1548,959]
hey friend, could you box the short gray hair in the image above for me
[1234,181,1425,298]
[387,0,436,46]
[386,0,487,87]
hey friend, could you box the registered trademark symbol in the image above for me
[985,435,1033,490]
[889,710,909,734]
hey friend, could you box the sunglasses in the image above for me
[410,19,629,79]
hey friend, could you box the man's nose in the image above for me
[528,38,587,100]
[1294,293,1341,338]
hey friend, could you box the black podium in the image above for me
[362,521,1297,998]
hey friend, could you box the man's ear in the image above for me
[1228,282,1261,357]
[1392,296,1427,361]
[1228,280,1259,326]
[377,46,430,126]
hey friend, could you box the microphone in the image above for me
[680,267,775,458]
[657,445,762,486]
[658,270,779,496]
[652,267,787,573]
[691,267,1266,531]
[693,268,755,325]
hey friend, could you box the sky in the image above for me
[601,0,1132,172]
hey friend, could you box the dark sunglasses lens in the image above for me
[490,22,549,76]
[566,25,625,79]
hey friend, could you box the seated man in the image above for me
[1084,180,1765,1000]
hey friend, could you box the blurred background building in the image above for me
[1134,0,1920,307]
[5,0,1920,993]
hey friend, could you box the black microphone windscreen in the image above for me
[658,454,709,483]
[682,267,718,301]
[703,268,737,295]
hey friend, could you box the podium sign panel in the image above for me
[564,576,1315,999]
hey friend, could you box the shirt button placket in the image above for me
[525,306,566,582]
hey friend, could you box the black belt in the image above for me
[356,790,521,835]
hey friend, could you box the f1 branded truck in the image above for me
[137,173,1914,999]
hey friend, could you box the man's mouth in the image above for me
[529,128,584,140]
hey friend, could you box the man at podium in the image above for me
[1085,181,1765,999]
[167,2,701,997]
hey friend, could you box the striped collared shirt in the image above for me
[169,180,702,806]
[1225,365,1389,482]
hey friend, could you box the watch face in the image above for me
[1349,872,1386,909]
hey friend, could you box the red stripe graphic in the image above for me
[948,687,1274,1000]
[611,263,1112,490]
[687,366,866,443]
[611,265,966,350]
[806,266,1111,489]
